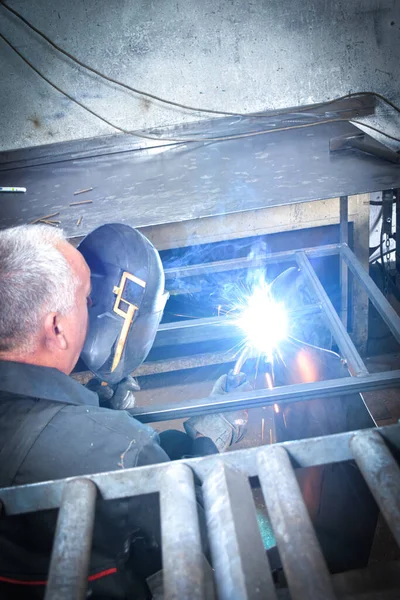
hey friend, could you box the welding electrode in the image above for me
[226,346,251,392]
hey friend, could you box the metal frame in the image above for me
[128,241,400,422]
[1,424,400,599]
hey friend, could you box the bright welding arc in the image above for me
[233,281,288,361]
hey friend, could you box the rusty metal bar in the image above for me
[203,463,276,600]
[45,479,97,600]
[295,251,367,376]
[350,430,400,547]
[257,445,336,600]
[160,463,205,600]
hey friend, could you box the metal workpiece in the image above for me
[2,424,400,599]
[2,424,400,516]
[164,243,340,282]
[130,305,322,350]
[257,446,336,600]
[155,316,240,348]
[340,243,400,345]
[350,430,400,547]
[160,463,205,600]
[44,478,97,600]
[203,463,276,600]
[130,369,400,423]
[295,251,367,377]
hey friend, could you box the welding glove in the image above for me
[184,373,250,452]
[86,375,139,410]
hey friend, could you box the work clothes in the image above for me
[0,361,175,599]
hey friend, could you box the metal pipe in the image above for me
[350,430,400,547]
[129,369,400,423]
[164,244,340,281]
[2,424,400,517]
[339,196,349,328]
[340,243,400,344]
[45,479,97,600]
[203,462,277,600]
[295,251,368,376]
[160,463,205,600]
[257,446,336,600]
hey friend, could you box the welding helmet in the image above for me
[78,224,168,384]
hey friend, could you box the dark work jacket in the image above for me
[0,361,170,599]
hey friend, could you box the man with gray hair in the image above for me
[0,223,247,599]
[0,225,89,372]
[0,224,178,598]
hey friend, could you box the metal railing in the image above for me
[1,424,400,599]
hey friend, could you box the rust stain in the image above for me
[28,114,42,128]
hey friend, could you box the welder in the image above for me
[0,223,248,599]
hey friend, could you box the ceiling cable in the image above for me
[1,0,400,121]
[1,29,400,144]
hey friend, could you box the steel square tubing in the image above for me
[258,446,336,600]
[130,369,400,423]
[2,424,400,518]
[203,463,276,600]
[350,430,400,547]
[295,251,367,376]
[340,243,400,344]
[154,305,321,348]
[44,479,97,600]
[160,463,205,600]
[164,243,340,281]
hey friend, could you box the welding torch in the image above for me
[226,345,275,392]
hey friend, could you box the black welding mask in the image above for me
[78,224,168,385]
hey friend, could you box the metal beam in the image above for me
[258,446,336,600]
[160,463,206,600]
[129,369,400,423]
[295,251,367,376]
[350,430,400,547]
[45,479,97,600]
[203,463,276,600]
[2,424,400,516]
[339,196,349,328]
[340,243,400,345]
[164,243,340,281]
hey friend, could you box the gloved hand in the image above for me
[86,375,139,410]
[184,373,251,452]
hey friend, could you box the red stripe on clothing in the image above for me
[0,576,47,586]
[88,567,118,582]
[0,567,118,586]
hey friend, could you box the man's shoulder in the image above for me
[56,401,157,443]
[8,399,167,484]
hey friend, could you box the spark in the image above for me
[232,279,288,361]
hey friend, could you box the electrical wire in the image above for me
[0,0,242,117]
[1,29,400,144]
[2,0,400,121]
[370,247,394,264]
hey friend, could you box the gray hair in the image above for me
[0,225,78,353]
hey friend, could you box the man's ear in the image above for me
[43,312,67,351]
